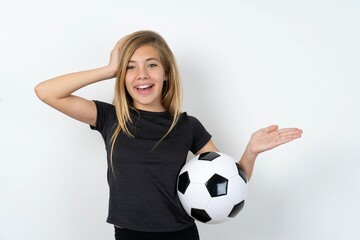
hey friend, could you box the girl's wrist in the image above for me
[244,143,259,161]
[103,65,117,79]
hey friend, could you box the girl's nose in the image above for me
[137,67,149,80]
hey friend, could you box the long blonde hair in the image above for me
[110,30,182,172]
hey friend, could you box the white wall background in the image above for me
[1,0,359,239]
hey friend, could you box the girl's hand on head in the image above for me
[247,125,303,156]
[108,35,129,77]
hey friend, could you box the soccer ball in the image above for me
[177,152,248,224]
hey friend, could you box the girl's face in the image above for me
[125,44,167,112]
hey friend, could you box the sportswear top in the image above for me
[90,100,212,232]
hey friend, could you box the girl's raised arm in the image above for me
[196,125,302,180]
[34,36,128,126]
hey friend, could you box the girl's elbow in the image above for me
[34,83,48,102]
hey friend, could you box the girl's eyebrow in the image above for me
[129,57,160,63]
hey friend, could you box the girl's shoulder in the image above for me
[178,112,204,126]
[93,100,115,110]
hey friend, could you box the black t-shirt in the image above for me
[90,100,212,232]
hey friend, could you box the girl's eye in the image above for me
[148,63,157,68]
[126,66,135,70]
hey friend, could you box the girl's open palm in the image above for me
[248,125,303,155]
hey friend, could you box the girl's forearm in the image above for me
[35,65,116,102]
[238,144,258,180]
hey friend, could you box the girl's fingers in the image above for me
[278,128,303,135]
[261,125,279,133]
[278,130,303,141]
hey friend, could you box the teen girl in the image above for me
[35,30,302,240]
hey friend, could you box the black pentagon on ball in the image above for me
[206,174,228,197]
[198,152,220,161]
[235,162,248,183]
[178,171,190,194]
[228,200,245,218]
[191,208,212,223]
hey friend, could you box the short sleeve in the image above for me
[90,100,117,134]
[189,116,212,154]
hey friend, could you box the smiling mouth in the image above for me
[136,84,154,91]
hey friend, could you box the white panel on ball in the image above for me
[205,197,235,223]
[227,176,248,204]
[211,153,239,179]
[187,161,215,184]
[177,192,191,214]
[184,183,211,209]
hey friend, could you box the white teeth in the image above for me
[137,85,151,89]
